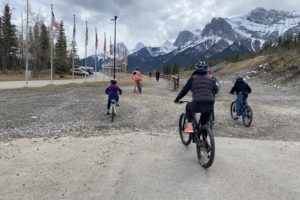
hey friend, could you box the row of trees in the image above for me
[0,3,79,77]
[162,63,180,75]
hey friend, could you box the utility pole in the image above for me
[50,4,54,83]
[111,16,117,80]
[72,14,75,80]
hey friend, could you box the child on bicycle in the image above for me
[131,68,143,93]
[230,74,251,117]
[174,61,218,133]
[105,80,122,115]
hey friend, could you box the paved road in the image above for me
[0,72,111,90]
[0,134,299,200]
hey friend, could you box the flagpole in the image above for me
[25,0,29,86]
[72,14,75,80]
[85,20,88,81]
[94,27,97,81]
[50,4,54,84]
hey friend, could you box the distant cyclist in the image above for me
[105,80,122,115]
[131,68,143,93]
[174,61,218,133]
[155,71,160,82]
[230,74,251,117]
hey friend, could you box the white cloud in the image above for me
[4,0,300,57]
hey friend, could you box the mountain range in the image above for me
[127,7,300,72]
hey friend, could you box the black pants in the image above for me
[186,102,214,125]
[107,95,119,110]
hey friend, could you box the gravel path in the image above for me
[0,76,299,141]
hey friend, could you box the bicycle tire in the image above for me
[196,125,215,169]
[230,101,239,120]
[178,113,192,146]
[111,106,115,122]
[242,105,253,127]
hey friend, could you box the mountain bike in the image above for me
[109,100,117,122]
[230,93,253,127]
[178,101,215,169]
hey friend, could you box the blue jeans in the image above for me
[236,93,244,116]
[107,93,119,110]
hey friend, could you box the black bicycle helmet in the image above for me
[195,61,208,72]
[110,79,117,84]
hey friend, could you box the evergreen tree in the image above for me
[173,63,180,75]
[1,4,18,71]
[54,21,68,73]
[163,63,173,75]
[39,23,50,71]
[70,40,79,66]
[32,22,40,77]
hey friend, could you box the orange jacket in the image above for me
[132,70,143,81]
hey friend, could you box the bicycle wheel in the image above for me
[230,101,239,120]
[178,113,192,146]
[242,105,253,127]
[111,105,115,122]
[196,125,215,169]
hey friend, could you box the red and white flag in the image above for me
[103,32,107,55]
[51,11,60,30]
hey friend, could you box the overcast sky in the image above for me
[5,0,300,57]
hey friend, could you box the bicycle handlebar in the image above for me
[178,100,190,104]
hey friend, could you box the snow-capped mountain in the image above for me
[131,42,146,53]
[79,42,129,71]
[128,7,300,72]
[174,30,198,47]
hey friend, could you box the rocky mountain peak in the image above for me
[173,30,196,47]
[246,7,300,25]
[201,17,241,41]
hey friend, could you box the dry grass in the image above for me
[217,55,273,75]
[0,71,83,81]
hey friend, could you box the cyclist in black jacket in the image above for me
[174,61,218,133]
[230,75,251,116]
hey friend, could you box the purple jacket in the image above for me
[105,84,122,95]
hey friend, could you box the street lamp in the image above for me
[111,16,117,80]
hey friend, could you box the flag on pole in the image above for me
[117,44,120,61]
[103,32,107,55]
[85,22,88,47]
[95,28,98,50]
[72,16,76,43]
[51,11,60,30]
[109,35,112,57]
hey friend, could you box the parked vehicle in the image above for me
[78,66,94,75]
[70,68,89,76]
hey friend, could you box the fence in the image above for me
[160,74,180,90]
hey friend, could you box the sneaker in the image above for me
[106,111,110,115]
[184,123,194,133]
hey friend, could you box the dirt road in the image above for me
[0,76,300,199]
[0,134,299,200]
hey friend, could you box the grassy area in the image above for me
[217,55,273,75]
[0,71,84,81]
